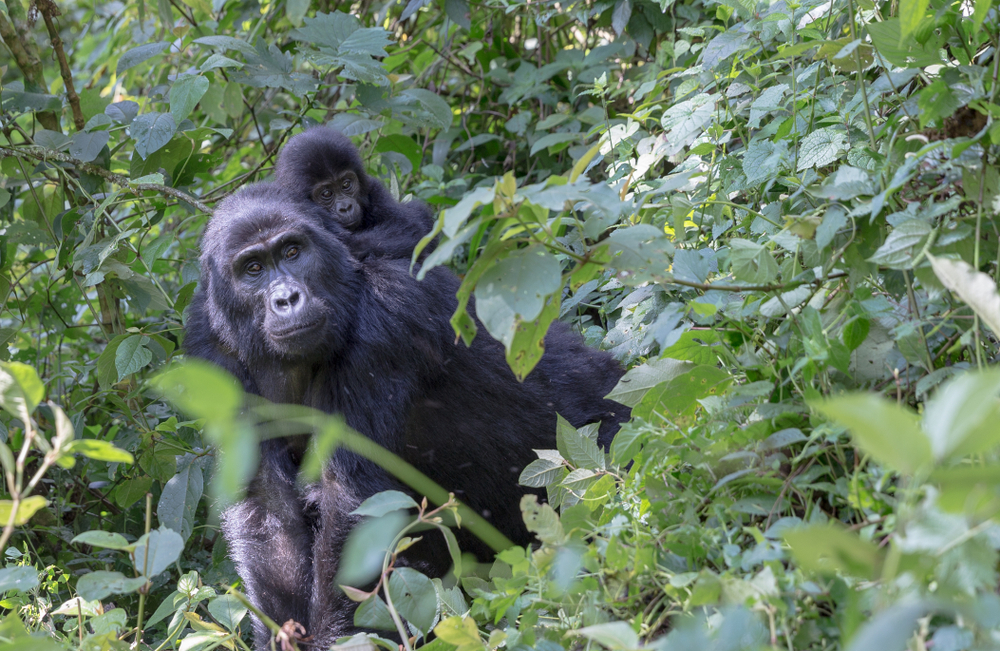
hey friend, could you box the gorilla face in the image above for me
[310,169,363,228]
[198,184,359,363]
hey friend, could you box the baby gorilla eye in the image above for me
[341,178,353,191]
[320,188,334,199]
[285,246,300,259]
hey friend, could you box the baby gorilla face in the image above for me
[311,170,363,228]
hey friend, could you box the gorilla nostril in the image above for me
[288,291,300,307]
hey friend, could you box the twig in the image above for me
[657,271,849,293]
[0,145,213,214]
[37,0,84,131]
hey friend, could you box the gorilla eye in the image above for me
[342,178,354,191]
[320,188,334,199]
[285,246,300,259]
[245,261,263,276]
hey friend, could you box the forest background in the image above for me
[1,0,1000,648]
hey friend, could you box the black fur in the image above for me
[184,184,628,648]
[274,127,434,259]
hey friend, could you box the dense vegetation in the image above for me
[2,0,1000,648]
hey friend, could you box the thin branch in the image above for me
[37,0,83,131]
[658,270,849,293]
[0,145,214,215]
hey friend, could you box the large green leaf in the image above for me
[0,362,44,421]
[813,395,932,475]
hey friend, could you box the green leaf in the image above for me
[748,84,789,129]
[0,361,44,420]
[0,566,38,593]
[519,458,564,488]
[440,186,494,239]
[899,0,929,39]
[575,622,639,650]
[340,27,392,57]
[337,512,408,587]
[72,530,132,551]
[474,245,563,349]
[133,527,184,577]
[114,475,153,508]
[635,365,732,421]
[388,567,436,634]
[611,0,631,35]
[351,490,419,517]
[813,394,931,474]
[169,75,210,122]
[115,335,153,381]
[0,495,47,525]
[69,131,110,163]
[842,317,870,351]
[354,595,397,631]
[660,93,715,153]
[398,88,452,129]
[974,0,993,33]
[521,494,564,545]
[131,112,177,159]
[529,132,583,156]
[797,127,846,170]
[152,361,243,423]
[146,590,184,627]
[868,220,932,269]
[193,35,257,56]
[506,293,560,380]
[77,571,148,601]
[558,423,605,471]
[928,254,1000,340]
[207,594,247,631]
[157,458,204,541]
[917,79,962,128]
[923,369,1000,460]
[866,19,942,67]
[605,358,694,407]
[286,0,309,25]
[434,616,480,647]
[116,42,171,74]
[783,524,882,578]
[729,239,779,284]
[845,603,935,651]
[743,139,789,186]
[66,439,134,464]
[140,446,177,483]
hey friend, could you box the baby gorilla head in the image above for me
[197,183,359,362]
[274,128,372,231]
[273,127,436,259]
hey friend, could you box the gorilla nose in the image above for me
[269,284,305,315]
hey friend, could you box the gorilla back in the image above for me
[184,183,628,648]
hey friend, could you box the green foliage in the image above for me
[3,0,1000,648]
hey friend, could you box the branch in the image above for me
[0,145,214,215]
[657,271,849,293]
[37,0,84,131]
[0,1,59,130]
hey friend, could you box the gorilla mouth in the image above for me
[271,319,323,339]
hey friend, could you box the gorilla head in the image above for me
[274,128,434,258]
[196,183,359,363]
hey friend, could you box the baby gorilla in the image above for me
[274,127,434,259]
[185,183,629,649]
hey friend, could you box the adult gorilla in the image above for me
[274,127,433,259]
[184,184,627,648]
